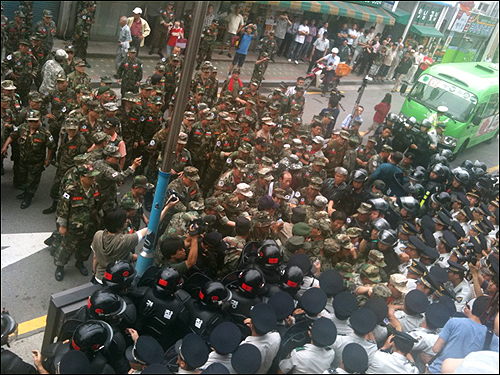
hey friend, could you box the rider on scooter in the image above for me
[317,47,340,96]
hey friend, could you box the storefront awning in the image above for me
[410,24,445,38]
[389,8,411,25]
[256,1,395,25]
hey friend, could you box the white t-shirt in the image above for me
[317,27,328,39]
[226,13,244,34]
[347,29,360,46]
[295,24,309,44]
[313,37,330,52]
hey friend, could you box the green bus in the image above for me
[400,62,499,154]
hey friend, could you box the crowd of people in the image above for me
[1,2,500,375]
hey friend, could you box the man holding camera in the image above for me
[149,2,174,57]
[227,24,258,76]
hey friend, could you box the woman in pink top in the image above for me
[166,20,184,57]
[363,93,391,137]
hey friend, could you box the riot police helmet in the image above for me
[352,169,369,183]
[472,167,486,178]
[430,191,451,207]
[386,113,399,123]
[431,163,446,178]
[461,160,474,171]
[410,170,425,184]
[280,266,304,295]
[473,160,487,172]
[440,149,453,161]
[102,260,136,291]
[369,198,389,214]
[411,184,425,200]
[71,320,113,353]
[429,154,448,167]
[257,240,283,269]
[153,267,183,298]
[378,229,398,247]
[372,218,391,232]
[420,119,433,128]
[199,281,232,307]
[452,168,470,185]
[237,268,265,296]
[397,196,420,216]
[1,312,17,346]
[87,290,127,324]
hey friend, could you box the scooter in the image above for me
[304,62,340,91]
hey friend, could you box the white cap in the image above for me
[331,47,339,54]
[437,106,448,113]
[132,7,142,14]
[55,49,68,59]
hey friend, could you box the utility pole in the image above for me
[135,1,209,277]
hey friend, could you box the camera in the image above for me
[189,215,217,236]
[456,242,477,265]
[165,189,185,204]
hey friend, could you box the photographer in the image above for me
[193,231,226,279]
[227,24,258,76]
[156,223,200,274]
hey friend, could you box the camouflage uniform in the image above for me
[73,8,94,61]
[29,40,49,87]
[170,148,192,175]
[260,36,278,60]
[117,55,143,96]
[145,127,168,182]
[119,190,144,231]
[67,70,91,91]
[197,24,218,68]
[187,122,213,179]
[342,147,358,173]
[54,173,101,267]
[2,48,38,101]
[324,139,346,176]
[213,169,246,198]
[218,235,246,278]
[9,121,56,195]
[4,18,29,55]
[163,173,204,226]
[138,107,163,170]
[34,18,57,53]
[164,62,180,105]
[251,58,269,85]
[368,153,383,175]
[356,145,377,169]
[151,8,174,53]
[44,85,77,149]
[117,103,142,165]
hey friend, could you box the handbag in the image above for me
[231,35,240,47]
[176,38,187,49]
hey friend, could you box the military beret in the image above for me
[292,222,311,236]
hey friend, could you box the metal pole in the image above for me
[135,1,209,277]
[401,1,421,43]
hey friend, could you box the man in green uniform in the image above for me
[117,47,143,96]
[34,10,57,53]
[187,110,214,180]
[43,117,88,214]
[120,175,153,231]
[196,19,219,70]
[53,163,102,281]
[30,33,49,88]
[149,2,175,57]
[260,31,278,61]
[73,1,96,67]
[251,52,270,85]
[1,110,56,208]
[4,11,28,56]
[67,59,92,90]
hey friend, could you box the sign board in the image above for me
[381,1,395,11]
[414,3,443,27]
[450,10,470,33]
[465,14,497,37]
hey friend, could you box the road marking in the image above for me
[487,165,498,172]
[1,232,52,269]
[18,315,47,335]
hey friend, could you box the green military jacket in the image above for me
[11,123,56,163]
[187,123,213,162]
[93,160,135,212]
[74,9,93,39]
[209,132,239,170]
[67,71,91,90]
[3,50,38,82]
[56,132,88,173]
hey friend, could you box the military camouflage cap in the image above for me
[63,118,80,130]
[43,9,53,17]
[239,142,252,153]
[64,44,75,52]
[323,238,340,255]
[92,131,111,144]
[1,80,17,90]
[346,227,363,238]
[357,202,372,214]
[77,163,100,177]
[291,104,302,111]
[75,59,86,67]
[73,153,91,165]
[225,194,240,211]
[28,91,43,102]
[372,284,391,299]
[128,46,137,53]
[204,197,219,209]
[120,195,141,211]
[336,234,351,249]
[133,175,154,190]
[381,144,393,152]
[368,250,387,268]
[233,159,248,173]
[313,195,328,208]
[273,131,285,141]
[188,201,205,212]
[292,222,311,237]
[171,53,180,61]
[292,138,304,150]
[103,102,119,112]
[260,157,274,168]
[14,10,26,18]
[235,183,253,198]
[31,33,44,41]
[360,264,381,283]
[122,92,139,102]
[100,76,113,84]
[390,273,409,294]
[183,166,200,181]
[258,168,274,181]
[335,262,354,278]
[253,211,272,227]
[184,111,196,120]
[310,177,323,190]
[273,188,287,200]
[18,39,30,46]
[312,155,326,166]
[103,145,122,158]
[227,120,241,131]
[339,130,350,140]
[27,110,41,121]
[258,94,268,102]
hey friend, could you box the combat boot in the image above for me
[55,266,64,281]
[20,193,33,209]
[75,261,89,276]
[16,191,26,200]
[44,233,55,247]
[43,200,58,214]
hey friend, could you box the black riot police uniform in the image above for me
[1,311,37,374]
[227,269,264,328]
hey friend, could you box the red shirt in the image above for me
[131,19,142,37]
[168,27,183,47]
[420,56,433,71]
[373,102,391,123]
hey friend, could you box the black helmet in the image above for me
[473,160,487,172]
[406,116,417,126]
[398,196,420,216]
[429,154,448,167]
[352,169,369,183]
[472,167,486,178]
[440,149,453,160]
[199,281,231,307]
[411,184,425,200]
[410,170,425,183]
[431,163,446,178]
[420,119,433,128]
[378,229,397,246]
[461,159,473,171]
[153,267,183,298]
[452,168,470,185]
[369,198,389,214]
[102,260,136,291]
[1,312,17,347]
[71,320,113,353]
[430,192,451,207]
[386,113,399,123]
[372,218,391,232]
[257,240,283,269]
[441,165,451,181]
[237,268,265,296]
[87,290,127,324]
[280,266,303,294]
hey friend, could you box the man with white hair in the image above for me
[116,16,132,72]
[127,7,150,56]
[39,49,67,96]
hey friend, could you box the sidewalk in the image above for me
[53,38,394,89]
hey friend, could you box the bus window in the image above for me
[482,93,499,117]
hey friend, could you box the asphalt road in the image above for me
[1,83,498,327]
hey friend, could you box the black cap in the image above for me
[202,231,223,248]
[364,297,388,324]
[408,260,427,276]
[393,330,418,345]
[287,253,313,275]
[433,211,452,227]
[447,260,467,274]
[311,317,337,347]
[250,303,277,334]
[319,270,344,296]
[59,350,92,374]
[420,229,437,248]
[420,245,439,261]
[125,336,164,365]
[201,363,230,374]
[209,322,241,355]
[142,363,171,374]
[268,291,295,321]
[450,220,466,238]
[452,192,469,207]
[429,266,448,284]
[419,215,435,233]
[343,343,369,373]
[349,308,377,334]
[426,303,452,329]
[441,230,458,249]
[408,235,426,251]
[235,216,252,232]
[404,289,429,314]
[438,295,457,314]
[231,344,261,374]
[175,333,209,369]
[299,287,327,316]
[291,207,307,223]
[333,291,358,320]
